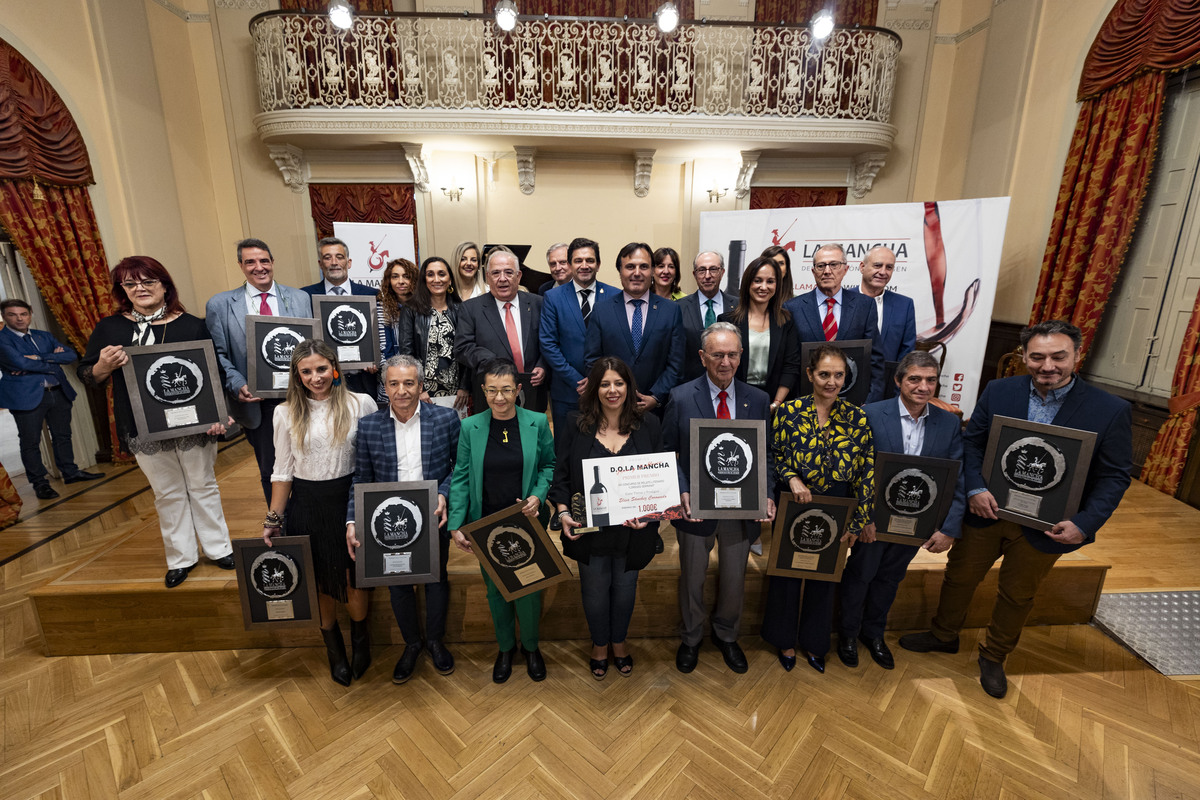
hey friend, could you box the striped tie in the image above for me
[822,297,837,341]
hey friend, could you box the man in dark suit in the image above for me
[852,246,916,363]
[346,354,461,684]
[783,243,885,402]
[663,322,775,674]
[301,236,380,399]
[679,251,739,381]
[0,299,101,498]
[900,320,1133,699]
[539,237,617,423]
[837,351,965,670]
[584,241,684,413]
[455,247,547,409]
[205,238,312,503]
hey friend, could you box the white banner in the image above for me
[332,221,417,291]
[698,198,1009,415]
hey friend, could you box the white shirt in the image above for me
[812,288,843,331]
[392,404,424,481]
[898,395,929,456]
[870,292,885,332]
[698,291,725,320]
[323,279,352,295]
[270,393,377,482]
[494,296,523,354]
[706,376,737,418]
[245,282,279,316]
[573,279,597,311]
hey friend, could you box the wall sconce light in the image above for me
[811,10,834,41]
[328,0,354,30]
[442,185,464,202]
[655,2,680,34]
[495,0,519,32]
[708,186,728,203]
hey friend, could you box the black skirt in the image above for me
[287,475,356,602]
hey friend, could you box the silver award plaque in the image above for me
[883,468,938,516]
[704,432,753,485]
[370,497,424,550]
[261,326,303,371]
[487,525,536,570]
[249,550,300,600]
[144,355,204,405]
[1000,436,1068,492]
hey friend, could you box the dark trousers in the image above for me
[243,399,281,504]
[577,555,640,646]
[760,575,837,657]
[12,386,79,486]
[551,398,578,429]
[838,540,920,640]
[389,533,451,643]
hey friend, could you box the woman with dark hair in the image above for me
[380,258,417,360]
[78,256,233,589]
[761,245,794,301]
[397,256,470,413]
[453,241,485,300]
[265,339,378,686]
[549,357,662,679]
[651,247,685,300]
[762,344,874,673]
[720,256,801,408]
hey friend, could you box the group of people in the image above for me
[0,233,1132,701]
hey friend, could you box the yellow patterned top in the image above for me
[772,395,875,533]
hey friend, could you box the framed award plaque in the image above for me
[353,480,441,587]
[982,415,1096,529]
[245,315,317,399]
[458,502,573,602]
[232,536,320,629]
[766,493,857,582]
[871,451,961,545]
[311,295,379,370]
[688,418,768,519]
[798,339,873,406]
[120,340,228,442]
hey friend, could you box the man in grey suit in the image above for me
[663,322,775,675]
[837,351,965,670]
[205,238,312,502]
[679,251,739,381]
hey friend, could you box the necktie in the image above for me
[717,389,731,419]
[630,299,644,354]
[332,285,346,295]
[259,292,273,316]
[504,302,524,372]
[704,298,716,327]
[822,296,837,341]
[580,288,592,323]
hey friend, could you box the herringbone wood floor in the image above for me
[2,443,1199,799]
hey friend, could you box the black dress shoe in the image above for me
[710,632,748,674]
[836,636,859,668]
[427,639,455,675]
[213,554,236,570]
[978,656,1008,698]
[803,652,825,674]
[392,642,423,684]
[164,564,195,588]
[34,484,59,500]
[493,647,517,683]
[860,636,895,670]
[777,650,796,672]
[675,642,699,673]
[63,470,103,484]
[522,646,547,681]
[898,630,959,654]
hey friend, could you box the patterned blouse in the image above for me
[424,308,460,397]
[772,395,875,534]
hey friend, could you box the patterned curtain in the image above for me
[0,464,20,529]
[750,186,847,209]
[481,1,696,17]
[279,0,393,11]
[1143,289,1200,494]
[754,0,878,26]
[308,182,418,249]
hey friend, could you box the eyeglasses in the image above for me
[120,279,161,290]
[704,351,740,361]
[694,267,723,275]
[812,262,846,273]
[484,387,517,397]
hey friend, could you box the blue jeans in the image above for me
[12,386,79,486]
[577,555,640,646]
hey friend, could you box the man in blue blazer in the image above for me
[346,354,461,684]
[901,320,1133,699]
[838,351,964,671]
[301,237,381,399]
[0,299,101,498]
[783,243,885,402]
[538,237,617,423]
[851,246,916,363]
[663,322,775,675]
[205,238,312,503]
[584,241,684,413]
[678,251,739,381]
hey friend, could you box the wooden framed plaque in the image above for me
[872,451,961,545]
[311,295,379,370]
[687,418,768,519]
[353,480,441,587]
[231,536,320,629]
[798,338,873,406]
[766,493,857,582]
[120,340,228,442]
[982,415,1097,529]
[459,502,573,602]
[470,371,548,415]
[245,315,317,399]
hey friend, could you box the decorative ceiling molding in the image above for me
[515,146,536,195]
[215,0,267,9]
[267,144,308,193]
[887,0,938,9]
[886,18,933,31]
[149,0,210,22]
[851,152,887,199]
[735,151,760,198]
[633,150,655,198]
[935,17,990,45]
[401,143,431,192]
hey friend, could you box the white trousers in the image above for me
[135,442,232,570]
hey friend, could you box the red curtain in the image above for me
[481,1,696,17]
[755,0,877,26]
[279,0,393,11]
[0,464,20,528]
[749,187,846,209]
[1143,288,1200,494]
[308,183,418,248]
[1078,0,1200,100]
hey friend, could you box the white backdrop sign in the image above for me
[332,222,417,291]
[698,198,1010,415]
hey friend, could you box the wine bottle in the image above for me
[589,465,609,527]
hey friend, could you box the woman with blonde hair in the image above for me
[453,241,486,300]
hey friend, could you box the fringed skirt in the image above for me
[288,475,356,602]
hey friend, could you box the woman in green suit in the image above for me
[450,358,556,683]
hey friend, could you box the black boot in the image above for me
[321,623,352,687]
[350,618,371,680]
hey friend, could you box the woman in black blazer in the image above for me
[397,256,470,411]
[550,357,662,681]
[719,256,801,409]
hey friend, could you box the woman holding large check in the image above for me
[551,357,662,680]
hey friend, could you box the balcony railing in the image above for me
[250,12,900,123]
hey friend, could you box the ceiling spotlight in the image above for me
[328,0,354,30]
[655,1,680,34]
[811,10,834,40]
[495,0,519,32]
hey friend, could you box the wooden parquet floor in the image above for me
[2,444,1200,799]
